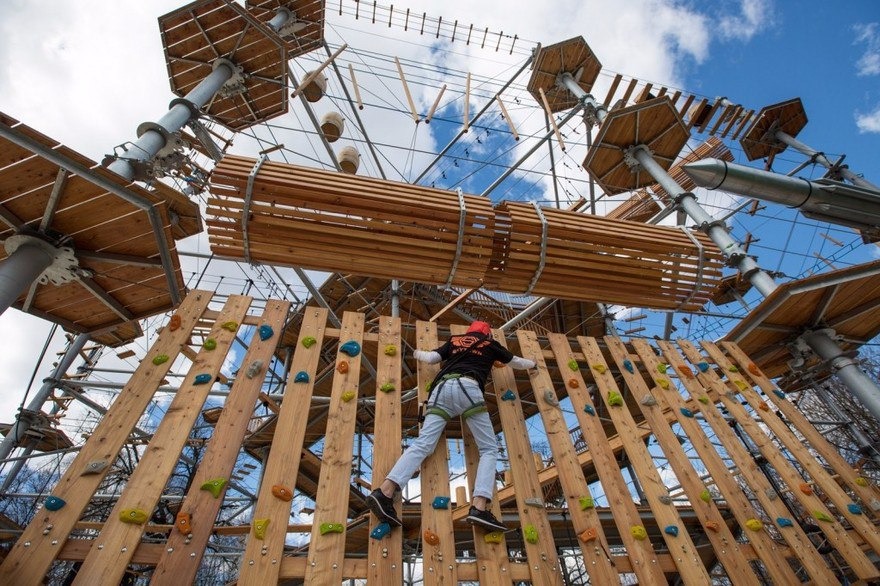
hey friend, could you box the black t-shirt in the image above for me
[432,332,514,391]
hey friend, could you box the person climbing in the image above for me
[367,320,537,532]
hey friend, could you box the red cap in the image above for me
[467,321,491,335]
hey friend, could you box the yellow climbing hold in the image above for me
[657,378,670,390]
[200,478,227,499]
[728,365,739,373]
[579,496,594,510]
[607,391,623,407]
[591,363,607,374]
[523,524,539,544]
[320,522,345,535]
[120,508,148,525]
[734,379,749,391]
[384,345,397,356]
[484,531,504,544]
[813,510,834,523]
[221,321,238,332]
[152,354,169,365]
[380,382,396,393]
[301,336,317,348]
[254,518,269,539]
[697,395,709,404]
[630,525,647,540]
[744,518,763,531]
[699,489,712,503]
[342,390,356,402]
[855,476,869,487]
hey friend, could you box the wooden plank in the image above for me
[721,341,880,507]
[367,315,403,585]
[537,333,619,583]
[304,311,366,585]
[70,295,252,585]
[415,320,457,586]
[490,328,563,586]
[578,337,711,585]
[626,338,799,585]
[664,340,845,584]
[151,299,291,585]
[237,307,328,584]
[0,290,212,585]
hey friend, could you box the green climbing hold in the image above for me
[583,404,595,416]
[523,524,539,544]
[254,518,269,539]
[657,363,668,374]
[301,336,317,348]
[203,338,217,350]
[501,389,516,401]
[258,324,274,341]
[699,489,712,503]
[812,510,834,523]
[120,508,148,525]
[200,477,227,499]
[579,496,594,510]
[567,359,579,372]
[380,382,396,393]
[728,365,739,373]
[697,395,709,404]
[194,373,212,385]
[152,354,169,365]
[320,522,345,535]
[44,496,66,511]
[607,391,623,407]
[340,340,361,356]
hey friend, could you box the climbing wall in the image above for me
[2,291,878,585]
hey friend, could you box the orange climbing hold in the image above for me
[337,361,349,374]
[578,527,598,542]
[176,512,192,534]
[758,402,770,412]
[568,378,579,388]
[799,483,813,495]
[168,314,182,331]
[705,521,720,532]
[272,484,293,501]
[748,362,761,376]
[424,529,440,546]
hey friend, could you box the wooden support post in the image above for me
[578,337,712,585]
[237,307,328,583]
[463,72,471,132]
[414,320,457,585]
[538,87,565,151]
[425,84,447,124]
[0,290,212,585]
[304,311,365,585]
[71,295,253,585]
[394,57,421,123]
[367,315,403,584]
[602,74,623,109]
[348,63,364,110]
[495,96,519,140]
[153,299,291,585]
[429,287,477,322]
[291,43,349,99]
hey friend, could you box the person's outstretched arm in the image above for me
[413,349,442,364]
[507,356,537,370]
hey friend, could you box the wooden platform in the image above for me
[159,0,289,131]
[207,154,724,311]
[246,0,326,58]
[740,97,808,162]
[526,36,602,113]
[0,112,197,339]
[724,259,880,379]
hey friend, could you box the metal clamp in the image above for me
[674,227,704,310]
[525,201,548,295]
[243,155,268,264]
[445,188,468,288]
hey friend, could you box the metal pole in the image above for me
[0,239,56,315]
[774,130,880,191]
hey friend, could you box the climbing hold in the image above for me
[854,476,869,487]
[221,321,238,332]
[579,496,594,510]
[772,389,786,400]
[493,360,505,368]
[337,361,349,374]
[370,522,391,540]
[82,460,109,475]
[203,338,217,351]
[568,378,579,388]
[432,496,450,509]
[169,314,182,331]
[697,361,709,372]
[44,496,65,511]
[699,489,712,503]
[870,499,880,512]
[342,391,356,402]
[704,521,720,532]
[194,373,213,385]
[176,512,191,534]
[380,382,396,393]
[152,354,169,365]
[544,390,559,406]
[253,518,269,539]
[658,495,672,505]
[340,340,361,356]
[320,522,345,535]
[523,525,539,544]
[525,497,544,507]
[201,478,227,499]
[622,359,635,374]
[583,404,595,416]
[734,380,749,391]
[776,517,794,527]
[607,391,623,407]
[812,511,833,523]
[657,363,668,374]
[246,360,264,379]
[799,483,813,495]
[664,525,679,537]
[846,503,863,515]
[748,363,761,376]
[680,368,694,379]
[501,389,516,401]
[640,395,657,407]
[578,527,598,542]
[657,378,670,390]
[697,395,709,404]
[725,391,737,400]
[591,363,607,374]
[484,531,504,544]
[630,525,647,540]
[120,508,148,525]
[765,488,777,501]
[680,407,694,418]
[294,371,310,383]
[271,485,293,501]
[567,359,579,372]
[384,345,397,356]
[424,529,440,546]
[758,401,770,411]
[258,324,274,341]
[301,336,317,348]
[744,518,763,531]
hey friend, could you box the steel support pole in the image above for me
[0,240,55,315]
[774,130,880,191]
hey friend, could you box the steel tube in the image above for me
[0,241,55,315]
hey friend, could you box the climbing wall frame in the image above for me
[2,293,878,585]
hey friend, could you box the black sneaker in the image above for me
[466,506,507,532]
[367,489,402,527]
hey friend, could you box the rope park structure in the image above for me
[0,0,879,582]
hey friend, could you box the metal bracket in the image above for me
[623,145,650,172]
[243,154,268,264]
[4,234,80,286]
[525,202,548,296]
[445,188,467,288]
[213,58,247,98]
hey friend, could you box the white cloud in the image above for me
[856,104,880,134]
[716,0,774,42]
[854,22,880,76]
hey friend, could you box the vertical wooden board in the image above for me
[721,341,880,508]
[663,340,841,584]
[578,337,712,585]
[555,336,663,585]
[237,307,328,584]
[415,320,457,586]
[70,295,253,586]
[152,299,291,585]
[700,342,880,562]
[522,331,618,584]
[623,338,791,585]
[0,290,212,586]
[490,328,563,586]
[304,311,365,585]
[367,315,403,585]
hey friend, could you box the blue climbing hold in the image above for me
[772,389,786,399]
[663,525,679,537]
[623,359,634,374]
[295,371,310,383]
[583,404,595,416]
[847,503,863,515]
[680,407,694,418]
[370,522,391,539]
[259,324,274,341]
[501,389,516,401]
[432,496,450,509]
[340,340,361,356]
[776,517,794,527]
[194,373,212,385]
[45,496,66,511]
[697,361,709,372]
